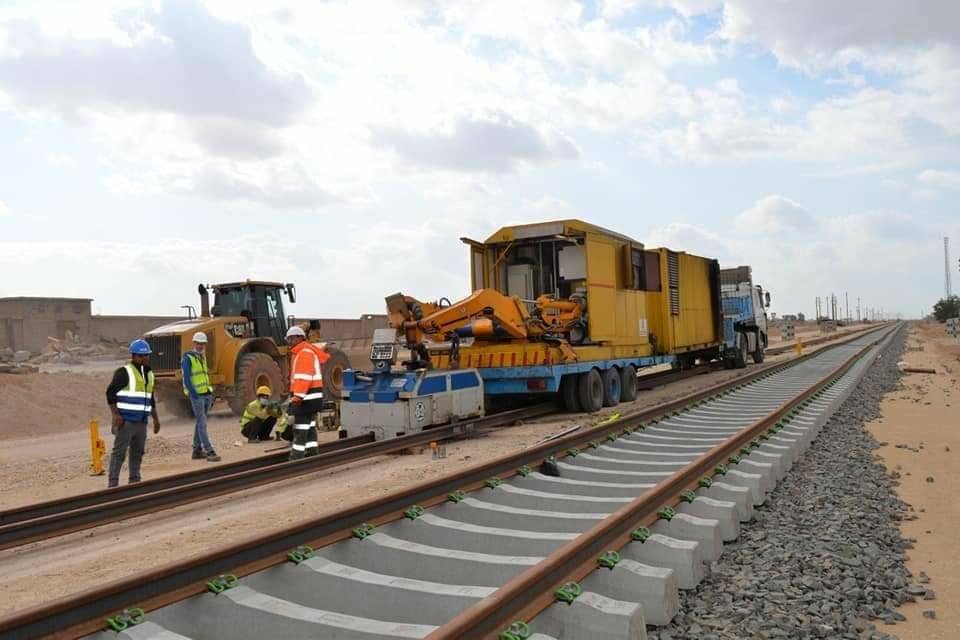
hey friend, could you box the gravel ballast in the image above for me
[652,327,922,640]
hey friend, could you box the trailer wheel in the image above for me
[601,368,621,407]
[751,336,765,364]
[734,334,748,369]
[620,365,638,402]
[561,374,582,413]
[578,369,604,413]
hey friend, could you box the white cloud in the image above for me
[918,169,960,190]
[46,152,75,166]
[0,199,9,217]
[735,195,816,234]
[523,195,571,213]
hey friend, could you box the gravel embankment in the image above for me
[652,328,928,640]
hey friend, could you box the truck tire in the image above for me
[322,346,351,400]
[620,365,638,402]
[578,369,604,413]
[751,334,765,364]
[232,352,283,416]
[601,368,621,407]
[561,374,581,412]
[734,334,748,369]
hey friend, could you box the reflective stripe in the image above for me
[292,444,307,451]
[116,402,152,412]
[305,441,319,448]
[303,392,324,401]
[117,390,151,399]
[294,425,312,431]
[293,373,320,382]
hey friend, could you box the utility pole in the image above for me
[946,237,953,298]
[857,297,861,322]
[845,292,849,322]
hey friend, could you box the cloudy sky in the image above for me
[0,0,957,319]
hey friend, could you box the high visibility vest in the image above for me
[116,363,155,423]
[289,341,329,402]
[182,353,212,396]
[240,400,287,432]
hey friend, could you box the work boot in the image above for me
[247,437,258,444]
[206,451,221,462]
[191,448,204,460]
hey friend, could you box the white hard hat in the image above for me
[192,332,208,344]
[285,326,306,338]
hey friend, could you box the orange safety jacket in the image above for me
[289,341,330,404]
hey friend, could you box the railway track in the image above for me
[0,324,872,554]
[0,403,555,552]
[0,322,897,639]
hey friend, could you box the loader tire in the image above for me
[322,346,351,401]
[232,353,283,417]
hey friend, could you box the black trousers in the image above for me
[289,401,321,460]
[241,416,277,441]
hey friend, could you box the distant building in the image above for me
[0,297,92,353]
[797,312,806,322]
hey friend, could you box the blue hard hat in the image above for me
[129,339,152,355]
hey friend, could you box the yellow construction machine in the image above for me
[145,281,349,417]
[385,288,587,368]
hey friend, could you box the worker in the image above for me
[182,331,220,462]
[105,339,161,488]
[286,325,329,460]
[240,385,287,442]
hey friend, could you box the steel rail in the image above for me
[430,324,900,639]
[0,324,891,639]
[0,434,374,527]
[0,402,553,552]
[765,324,880,355]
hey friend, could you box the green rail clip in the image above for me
[588,441,600,450]
[635,423,646,431]
[699,476,713,488]
[287,545,315,565]
[566,447,580,458]
[728,455,742,465]
[597,550,622,569]
[352,523,376,540]
[404,505,425,520]
[631,527,652,542]
[739,447,751,456]
[680,490,697,503]
[606,433,618,442]
[554,582,583,605]
[714,463,728,475]
[500,621,532,640]
[105,608,145,632]
[485,477,504,489]
[447,490,466,503]
[750,440,761,450]
[621,427,633,436]
[658,506,677,521]
[517,465,531,477]
[759,432,770,441]
[206,574,239,594]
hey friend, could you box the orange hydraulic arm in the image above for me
[387,290,531,346]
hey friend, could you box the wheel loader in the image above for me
[144,281,350,418]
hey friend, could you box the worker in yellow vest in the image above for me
[182,331,220,462]
[105,339,161,488]
[240,385,288,442]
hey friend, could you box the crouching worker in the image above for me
[240,385,287,443]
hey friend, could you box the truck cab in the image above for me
[720,266,770,368]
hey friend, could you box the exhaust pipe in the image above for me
[198,284,210,317]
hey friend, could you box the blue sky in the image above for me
[0,0,958,319]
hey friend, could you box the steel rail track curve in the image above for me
[0,323,894,640]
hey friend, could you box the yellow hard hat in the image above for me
[256,385,272,396]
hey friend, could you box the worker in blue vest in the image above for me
[105,339,161,488]
[182,331,220,462]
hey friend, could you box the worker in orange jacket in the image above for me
[285,325,329,460]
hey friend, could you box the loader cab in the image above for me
[205,281,297,345]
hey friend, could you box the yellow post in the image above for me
[89,420,106,476]
[795,337,803,355]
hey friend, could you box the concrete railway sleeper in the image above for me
[0,325,896,639]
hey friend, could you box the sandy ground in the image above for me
[867,322,960,639]
[0,329,875,617]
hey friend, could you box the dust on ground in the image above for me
[0,330,873,617]
[867,321,960,639]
